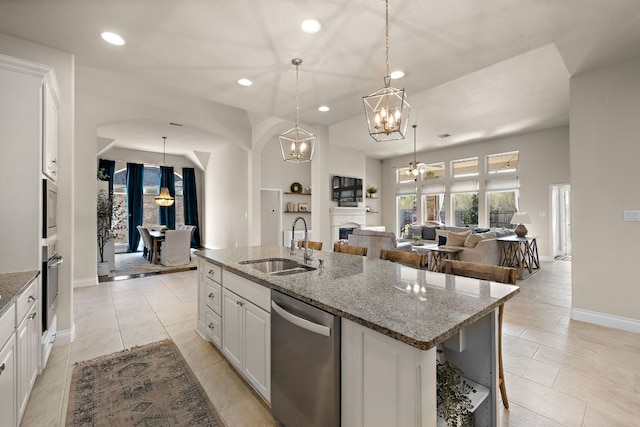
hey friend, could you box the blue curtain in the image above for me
[98,159,115,196]
[158,166,176,229]
[126,163,144,252]
[182,167,201,248]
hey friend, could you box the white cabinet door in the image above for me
[17,313,30,421]
[243,300,270,401]
[0,334,17,427]
[205,308,222,349]
[342,319,437,427]
[222,288,243,371]
[43,81,58,180]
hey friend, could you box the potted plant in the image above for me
[97,189,125,277]
[367,186,378,198]
[437,358,477,427]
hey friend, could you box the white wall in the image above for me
[570,58,640,329]
[365,157,383,226]
[203,142,249,249]
[381,127,570,257]
[0,33,76,338]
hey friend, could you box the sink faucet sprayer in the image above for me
[291,216,313,264]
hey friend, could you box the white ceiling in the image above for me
[1,0,640,159]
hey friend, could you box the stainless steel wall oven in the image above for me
[42,241,62,332]
[42,178,57,238]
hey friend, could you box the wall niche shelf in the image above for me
[284,192,311,195]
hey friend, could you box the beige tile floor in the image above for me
[21,260,640,426]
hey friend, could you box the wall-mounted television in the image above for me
[332,175,363,207]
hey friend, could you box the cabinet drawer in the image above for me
[16,280,37,324]
[206,281,222,315]
[0,305,16,350]
[205,308,222,349]
[203,261,222,285]
[224,272,271,312]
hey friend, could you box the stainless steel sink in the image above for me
[239,258,316,276]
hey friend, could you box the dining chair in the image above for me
[298,240,323,251]
[380,249,424,269]
[333,242,368,256]
[160,229,191,266]
[136,225,153,262]
[439,259,516,409]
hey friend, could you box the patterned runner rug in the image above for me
[66,340,224,426]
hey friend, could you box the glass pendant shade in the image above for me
[279,58,316,163]
[155,136,175,206]
[155,187,174,207]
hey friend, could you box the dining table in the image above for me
[148,230,166,264]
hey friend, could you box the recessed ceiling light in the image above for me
[101,32,125,46]
[237,78,252,87]
[390,70,405,79]
[301,19,322,34]
[318,106,330,112]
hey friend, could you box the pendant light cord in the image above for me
[295,62,300,129]
[385,0,390,79]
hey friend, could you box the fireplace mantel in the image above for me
[330,207,366,244]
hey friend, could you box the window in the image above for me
[396,167,418,184]
[452,157,478,178]
[422,194,445,223]
[423,162,445,181]
[487,151,519,174]
[397,194,417,235]
[488,190,518,228]
[112,166,185,245]
[452,193,478,227]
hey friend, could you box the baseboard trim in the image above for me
[540,255,554,262]
[571,308,640,334]
[74,277,97,288]
[55,322,75,345]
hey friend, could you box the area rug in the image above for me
[66,340,225,426]
[106,251,198,280]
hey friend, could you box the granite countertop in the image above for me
[0,270,40,317]
[195,245,520,351]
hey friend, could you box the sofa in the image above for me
[402,224,515,266]
[347,229,413,259]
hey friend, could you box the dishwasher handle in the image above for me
[272,300,331,337]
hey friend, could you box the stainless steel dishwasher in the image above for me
[271,290,341,427]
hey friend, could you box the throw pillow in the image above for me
[422,226,439,241]
[408,225,423,239]
[438,235,447,246]
[447,230,471,247]
[464,234,484,248]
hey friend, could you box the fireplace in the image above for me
[339,227,356,240]
[329,207,366,245]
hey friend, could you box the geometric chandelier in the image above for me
[155,136,175,207]
[363,0,410,142]
[279,58,316,163]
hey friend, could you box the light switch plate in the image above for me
[623,210,640,221]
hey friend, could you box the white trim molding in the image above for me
[571,308,640,334]
[55,323,75,346]
[74,277,97,288]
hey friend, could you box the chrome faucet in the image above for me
[291,216,313,264]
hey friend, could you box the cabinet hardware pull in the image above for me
[209,269,215,275]
[52,159,57,163]
[28,295,36,303]
[0,363,4,374]
[29,312,37,320]
[208,293,214,298]
[208,323,215,329]
[50,334,56,344]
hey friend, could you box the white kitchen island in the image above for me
[195,246,519,427]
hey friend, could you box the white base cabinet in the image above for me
[0,332,17,427]
[196,259,271,402]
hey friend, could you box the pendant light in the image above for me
[408,124,426,176]
[363,0,410,142]
[279,58,316,163]
[155,136,175,207]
